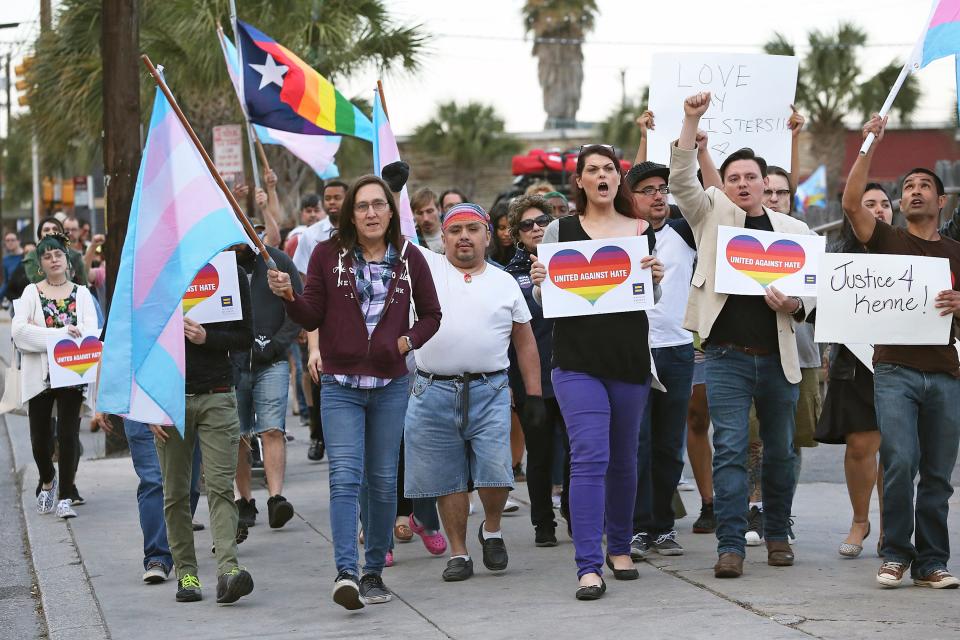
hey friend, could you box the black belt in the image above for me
[415,369,506,382]
[416,369,506,430]
[711,342,772,357]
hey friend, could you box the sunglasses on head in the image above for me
[518,214,552,232]
[578,143,615,154]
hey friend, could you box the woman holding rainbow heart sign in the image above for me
[530,144,664,600]
[11,232,99,520]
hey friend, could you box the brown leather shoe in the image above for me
[767,540,795,566]
[714,552,744,578]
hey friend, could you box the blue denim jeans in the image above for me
[236,360,291,436]
[321,374,409,577]
[704,345,798,557]
[874,363,960,577]
[124,419,202,572]
[289,342,308,416]
[634,343,695,536]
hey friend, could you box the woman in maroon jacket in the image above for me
[268,175,441,610]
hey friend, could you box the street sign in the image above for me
[212,124,244,182]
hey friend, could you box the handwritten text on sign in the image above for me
[814,253,952,345]
[714,225,823,296]
[46,334,102,388]
[646,53,799,169]
[537,235,654,318]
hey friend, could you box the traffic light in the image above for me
[14,56,34,107]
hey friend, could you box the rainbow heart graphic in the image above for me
[725,235,806,287]
[53,336,103,377]
[549,246,632,305]
[183,263,220,312]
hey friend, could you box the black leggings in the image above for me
[29,388,84,500]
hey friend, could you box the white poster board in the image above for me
[182,251,243,324]
[213,124,244,182]
[714,225,824,296]
[814,253,953,345]
[646,53,799,169]
[46,333,102,389]
[537,235,654,318]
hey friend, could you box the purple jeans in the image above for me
[552,368,651,578]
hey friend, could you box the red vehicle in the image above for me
[512,148,632,179]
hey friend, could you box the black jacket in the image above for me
[231,246,303,373]
[505,247,554,400]
[186,262,253,394]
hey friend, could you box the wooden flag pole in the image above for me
[377,79,389,120]
[140,54,292,300]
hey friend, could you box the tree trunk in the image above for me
[101,0,140,455]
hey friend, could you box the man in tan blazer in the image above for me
[668,91,815,579]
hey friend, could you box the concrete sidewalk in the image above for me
[5,407,960,640]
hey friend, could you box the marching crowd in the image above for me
[3,92,960,608]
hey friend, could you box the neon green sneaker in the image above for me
[176,574,202,602]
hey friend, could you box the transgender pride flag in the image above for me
[372,90,417,243]
[97,84,250,432]
[917,0,960,67]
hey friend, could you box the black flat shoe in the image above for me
[442,557,474,582]
[576,577,607,600]
[606,554,639,580]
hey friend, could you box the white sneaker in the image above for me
[551,494,561,510]
[502,498,520,514]
[56,499,77,519]
[142,562,169,584]
[677,477,696,492]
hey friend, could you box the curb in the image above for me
[3,414,110,639]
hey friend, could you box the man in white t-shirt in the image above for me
[404,203,545,583]
[284,193,324,261]
[625,162,699,560]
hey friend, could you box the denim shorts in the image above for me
[236,359,290,436]
[403,371,513,498]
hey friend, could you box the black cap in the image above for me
[626,161,670,190]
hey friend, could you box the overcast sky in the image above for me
[0,0,956,136]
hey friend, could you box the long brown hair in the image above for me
[335,175,403,252]
[572,144,637,218]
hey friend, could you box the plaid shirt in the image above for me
[334,245,398,389]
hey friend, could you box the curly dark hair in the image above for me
[507,195,551,243]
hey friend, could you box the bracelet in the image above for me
[791,296,803,315]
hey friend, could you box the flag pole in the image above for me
[858,61,913,156]
[140,54,292,299]
[377,79,390,120]
[226,1,262,190]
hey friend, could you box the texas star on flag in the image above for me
[249,53,288,90]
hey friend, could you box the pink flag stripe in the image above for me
[156,310,185,375]
[930,0,960,28]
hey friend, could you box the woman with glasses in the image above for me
[530,144,664,599]
[504,195,571,548]
[267,175,442,610]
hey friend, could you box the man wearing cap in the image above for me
[403,202,546,582]
[231,241,304,533]
[625,161,698,560]
[669,92,815,579]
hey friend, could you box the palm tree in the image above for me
[24,0,429,216]
[522,0,598,129]
[764,23,920,197]
[412,102,521,198]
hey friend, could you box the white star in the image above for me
[249,54,288,91]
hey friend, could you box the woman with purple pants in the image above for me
[531,144,664,600]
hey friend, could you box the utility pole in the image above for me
[619,68,626,110]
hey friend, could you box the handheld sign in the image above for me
[714,226,824,296]
[182,251,243,324]
[646,53,799,169]
[814,253,952,345]
[46,334,102,388]
[537,235,654,318]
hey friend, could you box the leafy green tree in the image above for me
[764,23,920,195]
[522,0,598,128]
[412,102,521,198]
[24,0,428,222]
[598,89,649,157]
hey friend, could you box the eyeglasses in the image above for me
[355,200,389,214]
[518,214,552,232]
[579,144,615,154]
[763,189,791,198]
[633,185,670,197]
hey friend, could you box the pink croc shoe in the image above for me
[385,550,394,567]
[409,514,447,556]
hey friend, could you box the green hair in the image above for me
[36,233,69,257]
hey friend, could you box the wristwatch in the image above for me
[403,336,414,352]
[791,296,804,318]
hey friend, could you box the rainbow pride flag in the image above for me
[98,83,251,432]
[236,20,373,141]
[794,165,826,214]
